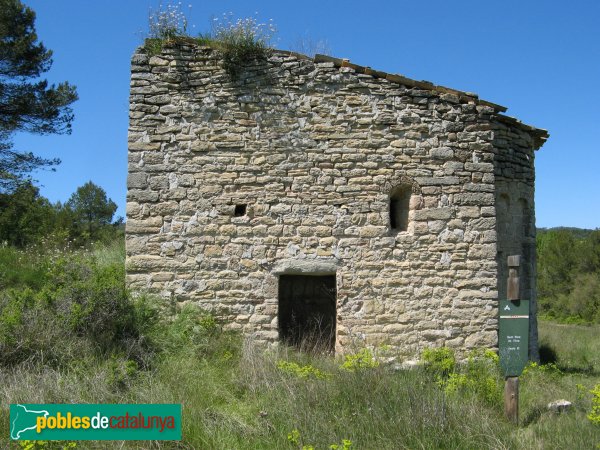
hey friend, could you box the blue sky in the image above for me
[13,0,600,228]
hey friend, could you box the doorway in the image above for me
[278,275,336,351]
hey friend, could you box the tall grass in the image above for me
[0,245,52,290]
[1,244,600,448]
[516,320,600,448]
[539,321,600,373]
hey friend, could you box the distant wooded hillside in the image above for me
[538,227,596,240]
[536,226,600,323]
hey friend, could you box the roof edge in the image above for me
[496,114,549,149]
[305,52,549,149]
[309,53,508,113]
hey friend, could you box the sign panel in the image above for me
[10,404,181,441]
[498,299,529,377]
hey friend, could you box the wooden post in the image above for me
[504,376,519,424]
[507,255,520,301]
[505,255,520,425]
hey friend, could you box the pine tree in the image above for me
[0,0,78,191]
[66,181,117,242]
[0,181,55,246]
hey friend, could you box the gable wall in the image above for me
[126,44,536,355]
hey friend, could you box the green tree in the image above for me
[579,230,600,274]
[66,181,117,242]
[0,181,55,246]
[537,229,578,301]
[0,0,78,191]
[537,228,600,323]
[567,272,600,322]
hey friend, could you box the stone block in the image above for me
[430,147,454,159]
[126,217,163,234]
[413,207,454,221]
[359,226,386,238]
[127,172,148,189]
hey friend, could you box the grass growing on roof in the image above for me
[144,4,276,79]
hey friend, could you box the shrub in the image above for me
[157,304,219,350]
[421,348,502,406]
[443,350,502,406]
[340,348,379,372]
[567,273,600,322]
[329,440,353,450]
[0,246,51,290]
[277,360,331,380]
[589,384,600,425]
[107,356,139,390]
[421,347,456,378]
[521,361,563,378]
[60,262,131,344]
[0,243,157,368]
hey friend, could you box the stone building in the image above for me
[126,42,548,357]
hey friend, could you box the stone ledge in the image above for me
[272,258,340,275]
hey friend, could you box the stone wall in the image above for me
[126,42,547,357]
[493,122,540,360]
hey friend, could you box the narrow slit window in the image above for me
[390,187,410,232]
[234,204,247,217]
[519,198,530,237]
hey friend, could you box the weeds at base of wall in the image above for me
[340,348,380,372]
[421,347,503,406]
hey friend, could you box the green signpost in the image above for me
[498,299,530,377]
[499,254,530,425]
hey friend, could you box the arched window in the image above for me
[389,186,411,232]
[519,198,531,237]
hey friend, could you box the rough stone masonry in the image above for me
[126,42,548,358]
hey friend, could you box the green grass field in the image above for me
[1,243,599,449]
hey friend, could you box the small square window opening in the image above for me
[234,204,247,217]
